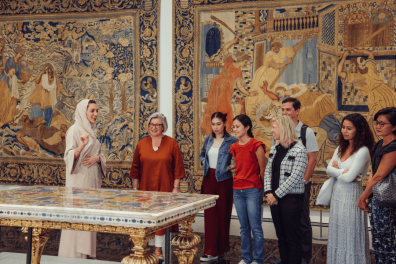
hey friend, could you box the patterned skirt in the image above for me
[327,180,370,264]
[369,197,396,264]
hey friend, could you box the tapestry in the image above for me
[0,0,160,187]
[172,0,396,208]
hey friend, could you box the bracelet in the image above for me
[133,188,138,190]
[173,186,179,188]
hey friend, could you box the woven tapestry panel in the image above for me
[173,0,396,209]
[0,0,160,188]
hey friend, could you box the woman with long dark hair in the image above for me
[325,113,374,264]
[229,114,266,264]
[358,107,396,263]
[199,112,238,262]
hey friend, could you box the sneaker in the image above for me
[200,255,218,261]
[272,259,281,264]
[238,260,247,264]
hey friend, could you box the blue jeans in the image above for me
[234,188,264,264]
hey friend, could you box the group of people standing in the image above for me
[199,98,396,264]
[58,98,396,264]
[200,98,317,264]
[324,107,396,264]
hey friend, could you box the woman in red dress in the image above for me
[130,112,186,259]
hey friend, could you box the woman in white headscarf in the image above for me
[58,99,106,259]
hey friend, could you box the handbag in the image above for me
[372,167,396,208]
[316,177,335,206]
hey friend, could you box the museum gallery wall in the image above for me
[0,0,160,188]
[172,0,396,208]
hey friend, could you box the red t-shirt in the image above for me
[229,138,265,190]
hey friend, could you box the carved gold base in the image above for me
[173,247,198,264]
[121,254,159,264]
[171,213,200,264]
[2,214,202,264]
[121,234,159,264]
[22,227,50,264]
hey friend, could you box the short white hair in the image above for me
[147,112,168,133]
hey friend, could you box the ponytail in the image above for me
[233,114,254,138]
[211,112,230,138]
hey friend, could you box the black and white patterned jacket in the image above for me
[264,142,308,199]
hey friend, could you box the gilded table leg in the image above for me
[171,213,201,264]
[121,234,158,264]
[22,227,50,264]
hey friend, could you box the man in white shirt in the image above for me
[273,97,318,264]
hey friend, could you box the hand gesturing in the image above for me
[80,133,89,146]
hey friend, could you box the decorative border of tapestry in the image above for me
[173,0,396,209]
[0,0,160,188]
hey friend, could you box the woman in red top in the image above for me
[229,114,266,264]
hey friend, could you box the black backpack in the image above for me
[300,124,308,148]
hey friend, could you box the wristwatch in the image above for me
[303,179,309,185]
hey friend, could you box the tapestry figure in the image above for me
[200,34,252,136]
[338,49,396,140]
[28,63,74,127]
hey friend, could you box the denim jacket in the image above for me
[199,134,238,182]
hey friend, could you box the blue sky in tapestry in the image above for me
[266,38,318,85]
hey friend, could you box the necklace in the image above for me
[214,138,224,147]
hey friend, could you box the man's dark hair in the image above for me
[282,97,301,110]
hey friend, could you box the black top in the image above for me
[271,142,296,200]
[372,139,396,175]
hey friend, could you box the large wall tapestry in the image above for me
[0,0,160,188]
[173,0,396,208]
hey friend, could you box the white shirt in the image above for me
[208,147,219,169]
[326,146,370,183]
[295,121,319,153]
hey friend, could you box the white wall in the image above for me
[158,0,173,137]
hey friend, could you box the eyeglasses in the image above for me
[149,123,163,128]
[374,122,392,128]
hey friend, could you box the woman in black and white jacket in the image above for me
[264,115,308,264]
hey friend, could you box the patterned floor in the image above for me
[0,228,376,264]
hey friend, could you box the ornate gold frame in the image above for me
[1,213,200,264]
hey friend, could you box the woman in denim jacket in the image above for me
[199,112,238,262]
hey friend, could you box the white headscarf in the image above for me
[74,99,97,138]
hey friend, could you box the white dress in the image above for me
[326,146,370,264]
[58,99,106,258]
